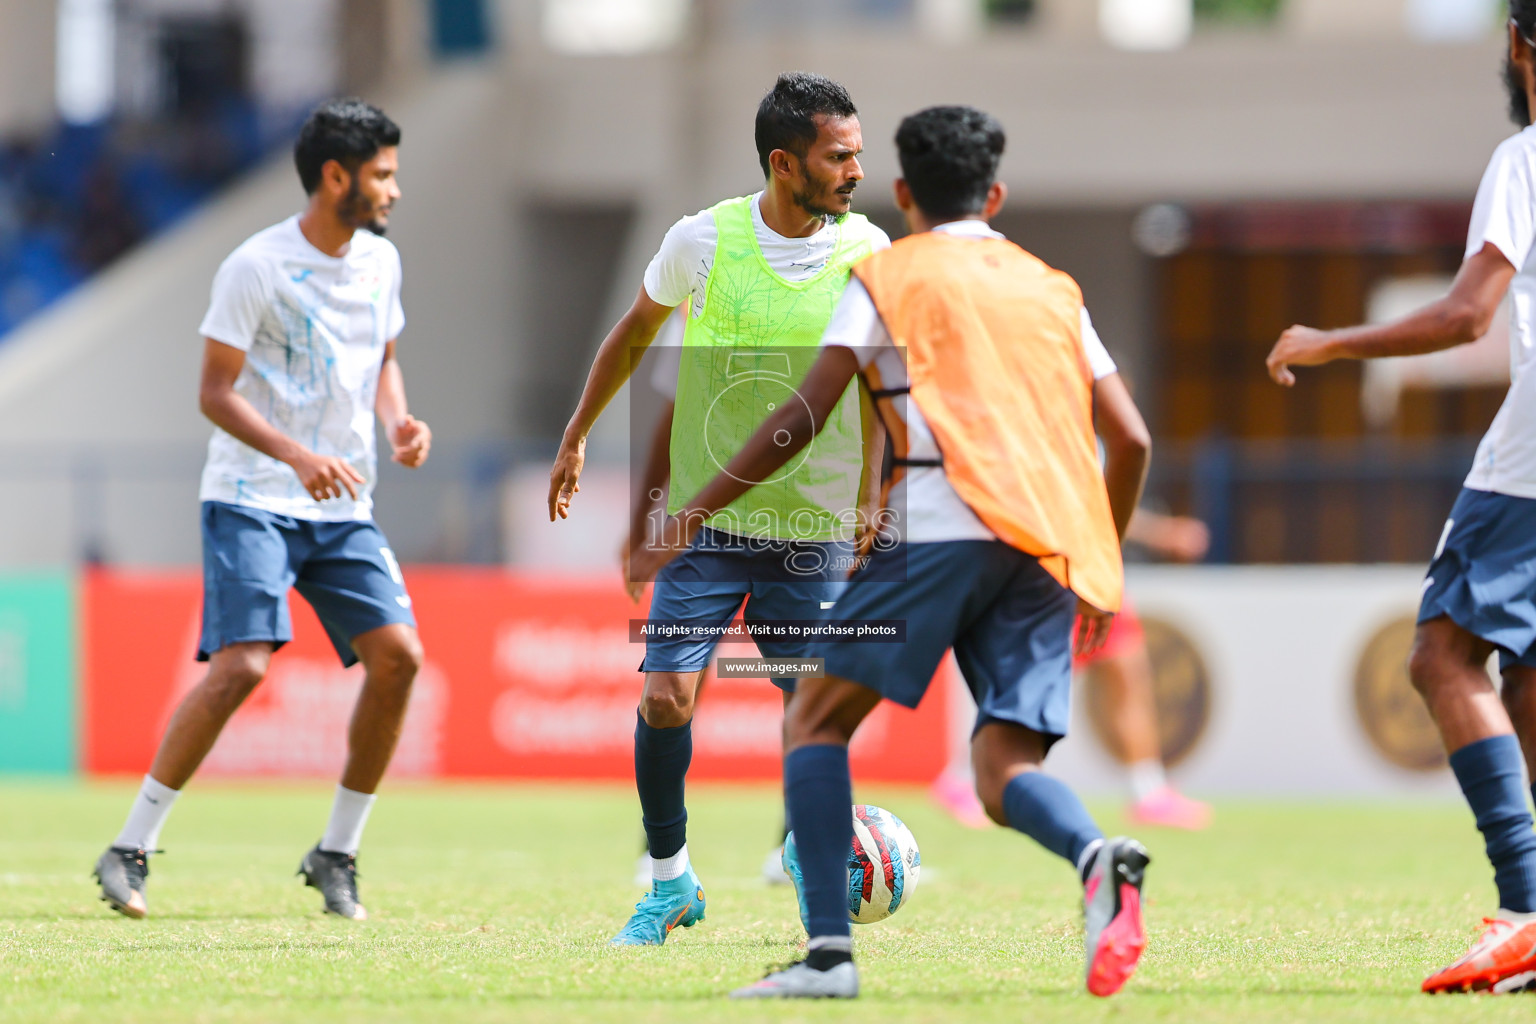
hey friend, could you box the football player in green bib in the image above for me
[548,72,889,946]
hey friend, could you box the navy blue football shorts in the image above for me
[816,539,1078,745]
[642,526,853,690]
[198,500,417,667]
[1420,487,1536,671]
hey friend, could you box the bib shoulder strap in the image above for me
[708,194,756,244]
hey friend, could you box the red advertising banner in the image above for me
[83,569,950,782]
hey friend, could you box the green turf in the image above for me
[0,781,1528,1022]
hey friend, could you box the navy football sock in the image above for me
[785,744,854,941]
[1451,734,1536,913]
[634,712,691,861]
[1002,771,1105,869]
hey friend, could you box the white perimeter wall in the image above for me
[1032,565,1462,796]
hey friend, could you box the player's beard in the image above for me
[794,168,853,224]
[1506,53,1532,129]
[339,177,391,236]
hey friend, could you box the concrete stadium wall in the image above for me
[1042,565,1461,796]
[0,64,516,565]
[0,0,57,136]
[0,23,1516,565]
[505,34,1510,209]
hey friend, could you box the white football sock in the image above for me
[319,785,377,856]
[652,844,690,882]
[1128,759,1167,802]
[114,775,180,851]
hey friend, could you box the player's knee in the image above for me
[206,648,269,705]
[371,633,424,687]
[1408,630,1456,697]
[640,687,693,728]
[782,699,848,750]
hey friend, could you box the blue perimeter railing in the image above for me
[1146,436,1480,565]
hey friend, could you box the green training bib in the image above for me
[667,195,879,542]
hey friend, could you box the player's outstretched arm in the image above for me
[549,286,674,521]
[1266,242,1515,386]
[1093,372,1152,542]
[376,340,431,469]
[1078,371,1151,655]
[627,345,861,584]
[199,338,363,502]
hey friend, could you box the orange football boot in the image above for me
[1422,915,1536,993]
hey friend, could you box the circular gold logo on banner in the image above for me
[1354,617,1446,772]
[1083,616,1212,768]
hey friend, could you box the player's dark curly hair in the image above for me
[754,73,858,178]
[294,98,402,195]
[894,106,1006,221]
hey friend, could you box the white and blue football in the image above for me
[783,803,921,924]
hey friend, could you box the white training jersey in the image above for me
[646,194,893,399]
[197,215,405,521]
[643,190,892,324]
[1465,125,1536,499]
[819,219,1118,544]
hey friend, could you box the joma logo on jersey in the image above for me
[354,272,383,300]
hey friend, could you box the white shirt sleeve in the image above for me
[1466,138,1536,269]
[649,309,685,400]
[386,244,406,341]
[642,210,716,308]
[868,226,893,253]
[198,252,270,352]
[819,278,892,368]
[1080,307,1118,381]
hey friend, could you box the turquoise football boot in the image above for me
[781,833,811,934]
[610,868,706,946]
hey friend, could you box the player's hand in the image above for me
[548,437,585,521]
[1074,600,1114,658]
[625,513,697,600]
[619,532,646,603]
[1266,325,1335,387]
[291,451,364,502]
[388,414,432,468]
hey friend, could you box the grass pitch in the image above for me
[0,781,1529,1022]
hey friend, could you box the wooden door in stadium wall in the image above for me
[82,569,949,783]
